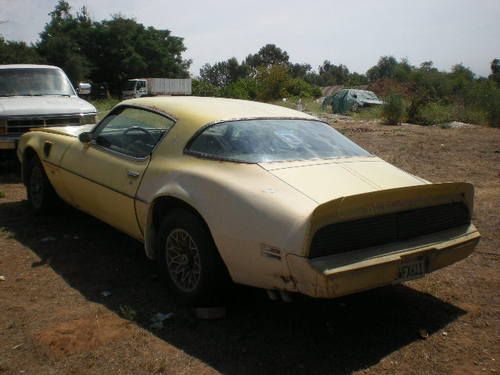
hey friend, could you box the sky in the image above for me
[0,0,499,77]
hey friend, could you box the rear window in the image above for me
[186,119,372,163]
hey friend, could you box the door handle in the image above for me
[127,170,140,178]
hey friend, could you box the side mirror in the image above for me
[78,132,93,143]
[78,82,91,96]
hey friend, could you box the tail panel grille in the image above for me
[310,203,470,258]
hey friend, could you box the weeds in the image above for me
[90,98,120,120]
[0,227,14,239]
[119,305,137,321]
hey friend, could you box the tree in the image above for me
[37,1,94,84]
[0,37,43,64]
[199,57,249,87]
[36,1,190,92]
[489,58,500,85]
[317,60,350,85]
[245,44,289,70]
[255,64,289,101]
[288,63,312,79]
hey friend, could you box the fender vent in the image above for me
[309,203,470,258]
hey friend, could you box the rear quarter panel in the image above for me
[138,153,317,290]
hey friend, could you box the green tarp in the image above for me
[322,89,383,114]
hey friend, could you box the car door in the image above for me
[60,105,175,240]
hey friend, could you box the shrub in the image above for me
[284,78,318,98]
[485,86,500,127]
[221,78,257,100]
[382,93,406,125]
[192,79,220,97]
[416,103,455,125]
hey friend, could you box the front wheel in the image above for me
[26,157,59,214]
[157,209,230,306]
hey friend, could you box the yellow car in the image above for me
[17,97,480,305]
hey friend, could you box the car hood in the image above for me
[259,157,428,204]
[0,96,96,117]
[29,124,95,137]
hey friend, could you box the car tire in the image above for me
[26,157,59,214]
[157,208,230,306]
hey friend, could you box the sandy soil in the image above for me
[0,121,499,375]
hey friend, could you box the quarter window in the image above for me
[94,107,174,158]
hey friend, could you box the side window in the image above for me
[94,107,174,158]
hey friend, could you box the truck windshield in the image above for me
[123,81,137,90]
[186,119,372,163]
[0,68,75,97]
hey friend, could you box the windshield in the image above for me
[186,119,372,163]
[123,80,137,91]
[0,68,75,97]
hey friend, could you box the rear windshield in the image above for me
[186,119,372,163]
[0,68,75,97]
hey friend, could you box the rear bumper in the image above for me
[286,225,480,298]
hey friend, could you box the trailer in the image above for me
[122,78,192,99]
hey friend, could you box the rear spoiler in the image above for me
[308,182,474,246]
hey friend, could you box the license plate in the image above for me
[396,259,426,282]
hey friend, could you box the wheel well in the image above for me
[22,147,38,185]
[152,196,210,237]
[150,196,232,279]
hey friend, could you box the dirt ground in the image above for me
[0,121,499,375]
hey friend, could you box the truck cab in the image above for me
[122,79,148,99]
[0,64,97,152]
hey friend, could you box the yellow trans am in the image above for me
[17,97,480,304]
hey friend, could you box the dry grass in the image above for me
[0,121,498,374]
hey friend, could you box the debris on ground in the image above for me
[0,275,5,281]
[149,312,175,330]
[419,329,429,339]
[152,312,174,322]
[439,121,476,129]
[101,291,112,297]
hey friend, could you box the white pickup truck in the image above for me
[0,64,97,151]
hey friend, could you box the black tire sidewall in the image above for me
[27,157,56,214]
[156,209,228,306]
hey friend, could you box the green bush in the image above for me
[485,86,500,127]
[192,79,220,97]
[283,78,318,98]
[416,103,455,125]
[382,93,406,125]
[460,107,489,125]
[221,78,257,100]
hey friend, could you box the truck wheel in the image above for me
[26,157,59,214]
[157,208,229,306]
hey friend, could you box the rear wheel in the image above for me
[26,157,59,214]
[157,208,229,306]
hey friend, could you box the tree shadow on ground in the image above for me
[0,199,466,375]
